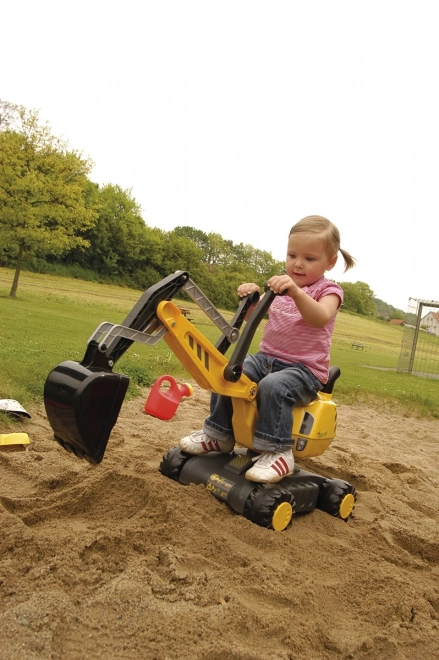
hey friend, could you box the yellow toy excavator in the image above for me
[44,271,356,531]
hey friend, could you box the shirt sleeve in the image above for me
[315,280,344,307]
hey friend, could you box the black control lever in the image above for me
[215,290,260,356]
[223,285,281,382]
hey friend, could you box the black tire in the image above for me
[246,485,295,531]
[317,479,357,520]
[159,446,191,481]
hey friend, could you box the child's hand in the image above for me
[267,275,297,296]
[237,283,260,298]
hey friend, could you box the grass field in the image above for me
[1,267,439,418]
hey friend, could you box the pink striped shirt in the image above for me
[259,277,343,384]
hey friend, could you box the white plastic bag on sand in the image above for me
[0,399,31,418]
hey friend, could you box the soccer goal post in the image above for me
[397,298,439,378]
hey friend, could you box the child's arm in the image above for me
[267,275,339,327]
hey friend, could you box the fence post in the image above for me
[408,301,423,374]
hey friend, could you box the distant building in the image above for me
[421,311,439,336]
[388,319,405,326]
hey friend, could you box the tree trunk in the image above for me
[9,244,24,298]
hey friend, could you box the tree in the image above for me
[374,297,406,321]
[63,183,165,286]
[163,231,207,283]
[174,226,234,269]
[232,242,284,278]
[174,226,284,276]
[338,281,377,316]
[173,226,210,254]
[0,102,97,297]
[0,100,22,131]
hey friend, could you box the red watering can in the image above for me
[144,375,193,420]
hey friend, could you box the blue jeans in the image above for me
[203,352,323,452]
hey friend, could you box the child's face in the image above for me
[286,233,337,288]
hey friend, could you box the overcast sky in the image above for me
[2,1,438,311]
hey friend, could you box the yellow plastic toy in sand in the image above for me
[0,433,30,446]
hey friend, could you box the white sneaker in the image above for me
[245,448,294,483]
[179,430,235,455]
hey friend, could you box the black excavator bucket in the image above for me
[44,271,191,464]
[44,360,129,464]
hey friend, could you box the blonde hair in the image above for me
[289,215,356,272]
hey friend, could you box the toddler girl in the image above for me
[179,215,355,483]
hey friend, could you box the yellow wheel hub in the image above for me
[339,493,355,519]
[271,502,293,532]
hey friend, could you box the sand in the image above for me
[1,384,439,660]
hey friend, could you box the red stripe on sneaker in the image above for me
[202,439,221,452]
[272,456,289,477]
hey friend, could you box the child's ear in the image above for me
[326,255,338,271]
